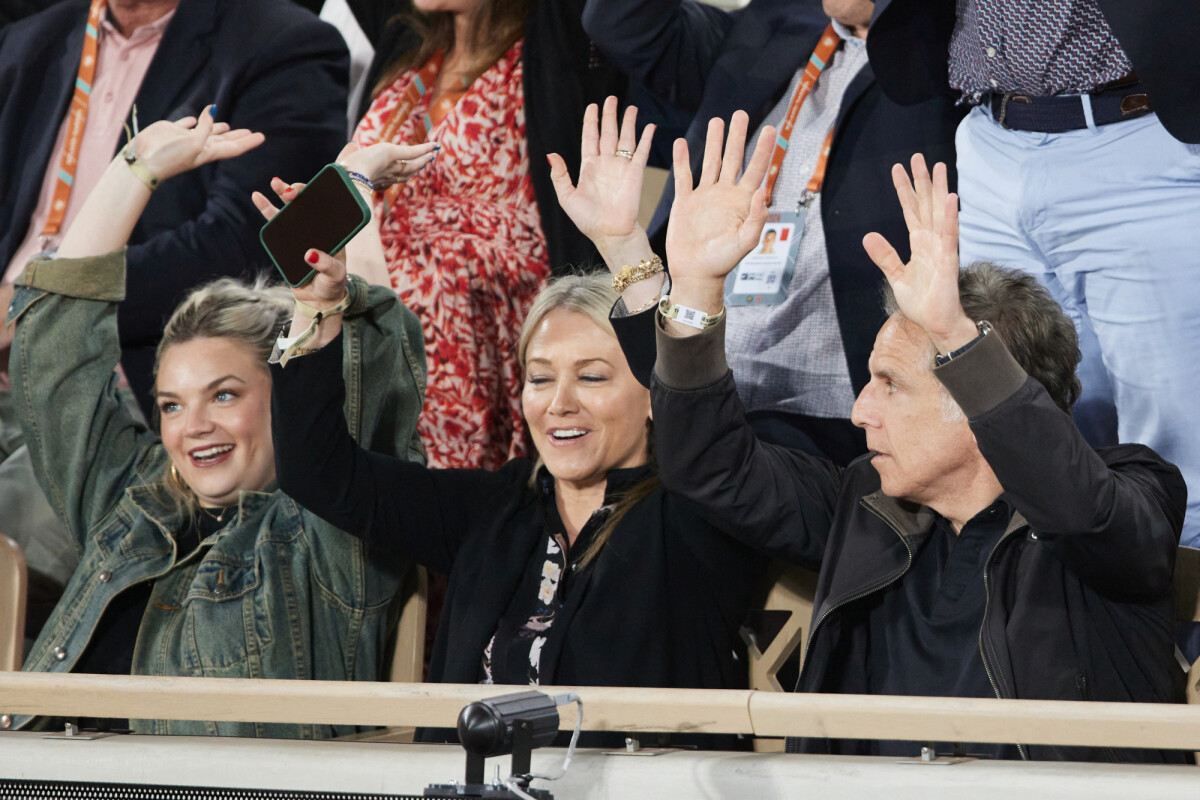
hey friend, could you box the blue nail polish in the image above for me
[209,104,217,117]
[433,144,442,150]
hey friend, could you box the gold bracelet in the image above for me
[612,254,664,294]
[630,292,663,314]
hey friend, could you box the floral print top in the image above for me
[353,39,550,471]
[481,485,613,685]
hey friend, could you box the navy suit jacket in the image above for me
[0,0,349,411]
[582,0,965,395]
[869,0,1200,144]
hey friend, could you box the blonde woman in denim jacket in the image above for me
[1,110,432,738]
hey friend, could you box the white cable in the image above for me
[504,780,541,800]
[527,693,582,782]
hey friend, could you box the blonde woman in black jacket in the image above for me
[270,104,766,748]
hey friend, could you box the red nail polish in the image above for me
[546,155,552,165]
[306,251,319,264]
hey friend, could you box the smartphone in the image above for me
[259,163,372,287]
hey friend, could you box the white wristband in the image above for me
[658,298,725,329]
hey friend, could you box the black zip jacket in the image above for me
[623,310,1189,763]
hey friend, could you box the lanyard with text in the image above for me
[43,0,106,239]
[727,25,840,307]
[763,23,840,208]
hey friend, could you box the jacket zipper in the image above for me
[785,500,913,753]
[793,499,916,694]
[979,526,1029,760]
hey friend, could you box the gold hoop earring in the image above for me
[169,462,187,490]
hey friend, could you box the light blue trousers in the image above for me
[956,106,1200,547]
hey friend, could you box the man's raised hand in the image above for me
[862,154,977,354]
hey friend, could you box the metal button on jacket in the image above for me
[53,646,67,662]
[98,570,112,583]
[0,714,11,729]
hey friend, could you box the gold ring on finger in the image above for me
[615,150,635,160]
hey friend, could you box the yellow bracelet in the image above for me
[119,142,160,191]
[612,254,664,294]
[277,293,351,367]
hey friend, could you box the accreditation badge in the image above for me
[724,204,810,307]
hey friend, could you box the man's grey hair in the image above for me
[882,262,1082,416]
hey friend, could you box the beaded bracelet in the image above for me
[345,169,375,193]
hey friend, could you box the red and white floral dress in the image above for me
[354,40,549,470]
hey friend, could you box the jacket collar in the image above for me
[862,491,1028,540]
[819,490,1026,614]
[127,480,276,534]
[535,463,657,505]
[860,490,939,542]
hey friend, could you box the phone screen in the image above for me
[259,164,371,287]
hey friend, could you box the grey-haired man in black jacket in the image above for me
[613,112,1189,763]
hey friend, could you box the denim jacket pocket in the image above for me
[182,554,272,671]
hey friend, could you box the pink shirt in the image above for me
[3,9,175,284]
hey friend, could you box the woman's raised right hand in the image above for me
[549,95,655,262]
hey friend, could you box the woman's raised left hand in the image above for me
[133,105,264,181]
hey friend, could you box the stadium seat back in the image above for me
[0,534,27,671]
[389,564,428,684]
[742,560,817,752]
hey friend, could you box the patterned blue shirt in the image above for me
[728,21,866,421]
[949,0,1133,102]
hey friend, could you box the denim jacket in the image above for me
[1,250,426,737]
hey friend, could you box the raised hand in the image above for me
[664,112,774,311]
[289,247,347,308]
[549,96,655,259]
[337,140,438,190]
[55,107,263,260]
[134,106,264,181]
[862,155,976,352]
[251,164,390,291]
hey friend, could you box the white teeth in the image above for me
[192,445,234,459]
[551,430,587,440]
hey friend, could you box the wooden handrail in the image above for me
[3,672,1200,750]
[749,692,1200,749]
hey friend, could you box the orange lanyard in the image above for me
[378,50,469,146]
[764,24,840,208]
[43,0,106,238]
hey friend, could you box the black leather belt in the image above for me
[986,81,1153,133]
